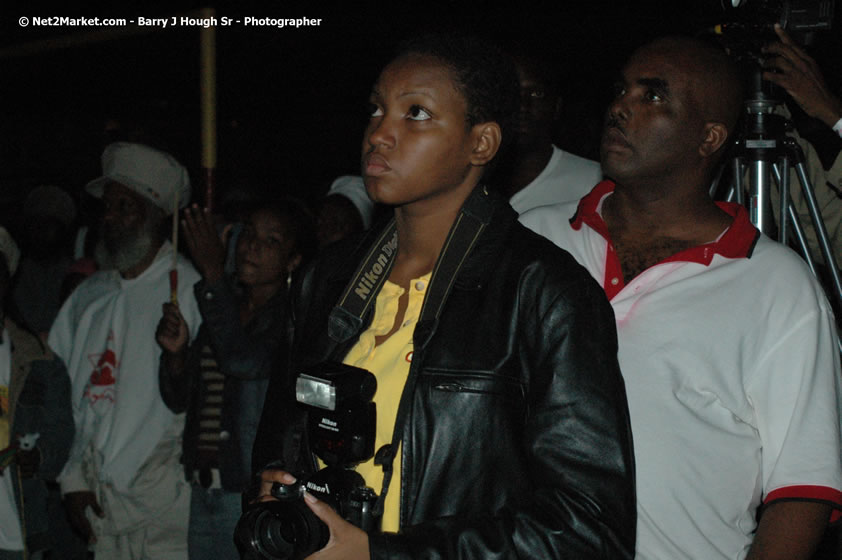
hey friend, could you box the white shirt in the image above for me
[508,145,602,214]
[521,181,842,560]
[49,242,201,494]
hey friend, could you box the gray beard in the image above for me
[94,228,156,273]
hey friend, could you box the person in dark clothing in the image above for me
[0,225,74,560]
[156,198,315,560]
[248,34,636,560]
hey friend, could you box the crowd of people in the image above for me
[0,22,840,560]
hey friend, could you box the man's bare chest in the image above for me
[610,235,697,284]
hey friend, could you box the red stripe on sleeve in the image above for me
[764,485,842,522]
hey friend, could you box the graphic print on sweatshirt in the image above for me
[85,330,118,409]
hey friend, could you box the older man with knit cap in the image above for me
[48,143,202,560]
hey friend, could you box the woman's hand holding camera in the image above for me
[257,469,370,560]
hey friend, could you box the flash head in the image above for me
[296,362,377,411]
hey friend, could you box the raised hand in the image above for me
[763,24,842,128]
[182,205,227,283]
[155,302,188,355]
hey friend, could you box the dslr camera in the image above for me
[235,363,380,560]
[711,0,834,66]
[703,0,835,129]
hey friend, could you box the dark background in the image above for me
[2,1,840,224]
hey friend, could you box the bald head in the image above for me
[602,35,746,190]
[637,36,744,139]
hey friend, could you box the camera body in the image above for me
[715,0,834,60]
[235,468,379,560]
[726,0,834,34]
[235,363,381,560]
[704,0,835,112]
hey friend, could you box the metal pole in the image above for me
[199,7,217,211]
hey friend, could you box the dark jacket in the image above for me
[252,188,636,559]
[6,319,74,553]
[159,277,286,492]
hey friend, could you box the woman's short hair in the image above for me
[393,34,520,153]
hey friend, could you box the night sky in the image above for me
[2,1,840,226]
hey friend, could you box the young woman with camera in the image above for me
[249,34,636,560]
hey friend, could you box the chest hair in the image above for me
[611,234,697,284]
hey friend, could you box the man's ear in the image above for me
[700,122,729,157]
[470,122,502,167]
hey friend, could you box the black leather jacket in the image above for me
[252,188,636,559]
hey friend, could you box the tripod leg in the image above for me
[778,156,790,245]
[733,158,744,206]
[772,160,842,353]
[782,192,819,274]
[749,160,775,236]
[709,161,725,199]
[773,155,842,307]
[793,162,842,289]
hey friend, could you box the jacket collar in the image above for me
[326,186,515,344]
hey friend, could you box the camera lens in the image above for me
[253,507,296,558]
[235,500,328,560]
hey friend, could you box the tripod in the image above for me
[713,88,842,353]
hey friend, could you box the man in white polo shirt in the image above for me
[521,36,842,559]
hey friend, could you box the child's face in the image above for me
[362,54,482,211]
[236,209,296,288]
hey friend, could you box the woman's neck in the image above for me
[242,282,284,317]
[389,202,461,288]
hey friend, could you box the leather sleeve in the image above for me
[370,261,636,559]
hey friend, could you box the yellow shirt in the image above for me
[341,272,430,532]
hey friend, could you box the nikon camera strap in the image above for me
[327,185,495,521]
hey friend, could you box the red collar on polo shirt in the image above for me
[569,180,761,299]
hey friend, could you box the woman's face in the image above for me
[362,54,482,212]
[235,209,297,288]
